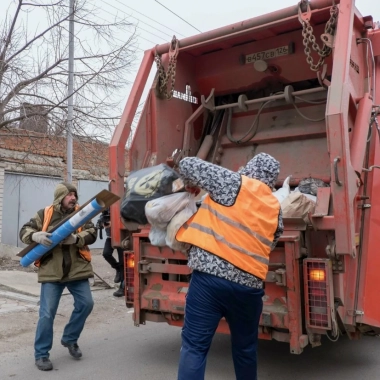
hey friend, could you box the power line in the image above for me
[113,0,185,38]
[154,0,202,33]
[95,9,164,48]
[102,0,174,41]
[90,12,155,53]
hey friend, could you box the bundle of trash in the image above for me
[120,164,181,226]
[145,192,197,252]
[272,176,329,223]
[120,163,198,252]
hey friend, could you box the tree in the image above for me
[0,0,136,140]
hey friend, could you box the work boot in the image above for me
[61,340,82,359]
[114,269,121,283]
[35,357,53,371]
[113,284,124,297]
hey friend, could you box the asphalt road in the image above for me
[1,315,380,380]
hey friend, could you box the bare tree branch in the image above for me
[0,0,137,144]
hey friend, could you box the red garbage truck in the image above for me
[109,0,380,354]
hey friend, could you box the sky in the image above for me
[1,0,379,140]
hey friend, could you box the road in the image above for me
[1,313,380,380]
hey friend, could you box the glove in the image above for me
[61,234,78,245]
[32,231,53,247]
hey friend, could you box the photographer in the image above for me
[97,208,124,297]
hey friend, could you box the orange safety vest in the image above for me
[34,205,92,267]
[176,176,280,280]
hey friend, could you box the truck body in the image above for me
[109,0,380,353]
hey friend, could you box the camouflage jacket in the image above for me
[19,183,97,283]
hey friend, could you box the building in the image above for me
[0,128,129,248]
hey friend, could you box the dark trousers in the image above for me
[102,238,124,275]
[178,270,264,380]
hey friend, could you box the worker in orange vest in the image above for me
[176,153,283,380]
[19,183,97,371]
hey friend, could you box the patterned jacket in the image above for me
[178,153,284,288]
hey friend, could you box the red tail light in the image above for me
[125,252,135,306]
[304,259,333,330]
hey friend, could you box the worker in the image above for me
[176,153,283,380]
[19,182,97,371]
[98,208,125,297]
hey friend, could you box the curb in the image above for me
[0,290,40,305]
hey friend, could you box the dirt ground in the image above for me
[0,249,131,356]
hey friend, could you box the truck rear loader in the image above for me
[109,0,380,354]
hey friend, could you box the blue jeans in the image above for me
[35,279,94,359]
[178,271,264,380]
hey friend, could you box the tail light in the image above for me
[303,259,333,330]
[124,252,135,306]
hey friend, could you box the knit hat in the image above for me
[238,153,280,189]
[53,182,78,206]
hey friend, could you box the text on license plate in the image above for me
[245,45,292,64]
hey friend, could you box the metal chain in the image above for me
[154,36,179,99]
[300,5,339,71]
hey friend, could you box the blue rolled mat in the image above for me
[20,198,103,267]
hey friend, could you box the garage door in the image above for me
[2,173,62,247]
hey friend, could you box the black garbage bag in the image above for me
[120,164,180,225]
[298,177,329,196]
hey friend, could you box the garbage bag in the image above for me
[281,191,316,224]
[298,177,329,196]
[166,198,197,252]
[149,226,167,247]
[293,188,317,202]
[145,192,192,229]
[120,164,180,225]
[272,175,291,204]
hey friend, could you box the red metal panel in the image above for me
[109,50,154,246]
[356,57,380,328]
[325,0,358,256]
[194,26,332,96]
[284,236,304,354]
[154,1,341,56]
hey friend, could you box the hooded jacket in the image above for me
[177,153,284,288]
[19,182,97,283]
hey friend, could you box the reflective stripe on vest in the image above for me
[34,205,91,267]
[176,176,280,280]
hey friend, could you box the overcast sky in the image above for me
[1,0,379,138]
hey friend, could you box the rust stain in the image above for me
[150,283,163,291]
[143,291,169,300]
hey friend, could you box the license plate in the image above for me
[245,44,293,64]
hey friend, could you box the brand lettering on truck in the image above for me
[173,85,198,104]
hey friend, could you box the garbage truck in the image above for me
[108,0,380,354]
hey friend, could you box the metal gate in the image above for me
[1,173,62,247]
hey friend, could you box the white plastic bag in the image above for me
[145,192,192,229]
[149,226,167,247]
[166,198,197,252]
[272,175,291,204]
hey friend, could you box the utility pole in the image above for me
[66,0,75,182]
